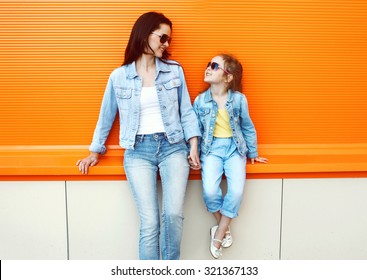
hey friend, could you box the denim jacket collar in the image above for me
[125,57,171,80]
[203,88,235,103]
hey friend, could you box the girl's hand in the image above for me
[250,157,268,164]
[76,152,99,174]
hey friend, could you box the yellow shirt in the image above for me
[213,109,233,137]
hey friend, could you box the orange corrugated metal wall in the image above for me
[1,0,367,146]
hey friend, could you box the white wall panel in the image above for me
[66,180,139,260]
[0,181,67,260]
[4,178,367,259]
[282,178,367,259]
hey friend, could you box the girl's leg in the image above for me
[215,215,232,244]
[214,140,247,248]
[201,138,228,251]
[212,148,246,248]
[202,154,224,251]
[213,211,222,224]
[201,153,224,215]
[221,151,246,219]
[212,211,233,248]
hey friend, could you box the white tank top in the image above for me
[137,86,166,134]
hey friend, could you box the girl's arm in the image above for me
[239,95,268,164]
[239,94,258,159]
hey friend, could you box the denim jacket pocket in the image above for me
[114,87,132,110]
[198,108,210,121]
[162,78,181,101]
[199,108,210,116]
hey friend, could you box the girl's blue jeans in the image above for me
[201,137,247,219]
[123,133,189,260]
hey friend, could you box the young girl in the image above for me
[191,54,267,259]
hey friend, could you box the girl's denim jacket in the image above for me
[193,89,258,158]
[89,58,201,154]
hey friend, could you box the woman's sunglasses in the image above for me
[151,32,172,44]
[207,62,231,74]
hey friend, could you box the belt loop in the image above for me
[140,134,145,142]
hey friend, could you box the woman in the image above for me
[191,54,267,259]
[76,12,201,260]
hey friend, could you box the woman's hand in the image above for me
[250,156,268,164]
[76,152,99,174]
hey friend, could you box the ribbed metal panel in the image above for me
[1,0,366,145]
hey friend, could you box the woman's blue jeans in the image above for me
[123,133,190,260]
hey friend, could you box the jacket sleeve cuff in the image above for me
[247,151,258,159]
[184,128,202,143]
[89,143,107,155]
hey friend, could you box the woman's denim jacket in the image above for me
[89,58,201,154]
[193,89,258,158]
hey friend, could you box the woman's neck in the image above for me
[136,55,156,87]
[136,55,156,72]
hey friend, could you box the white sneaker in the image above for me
[222,227,232,248]
[210,225,223,259]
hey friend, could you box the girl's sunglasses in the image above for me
[207,62,231,74]
[151,32,172,44]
